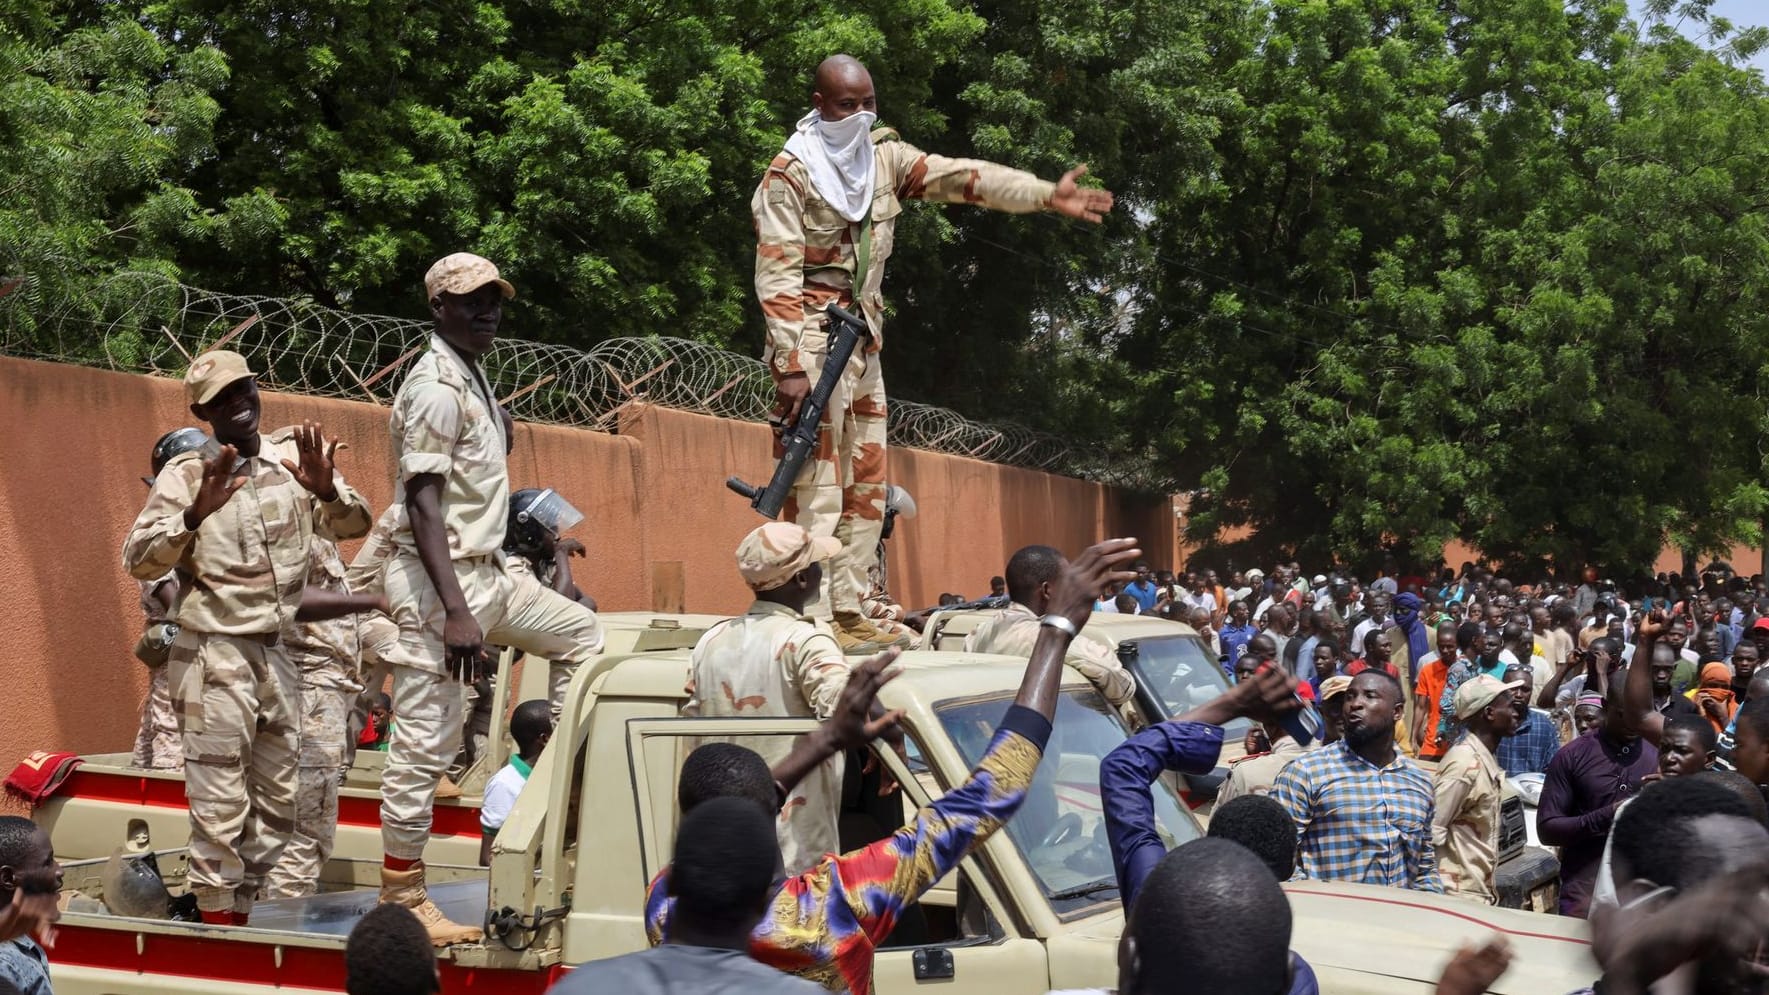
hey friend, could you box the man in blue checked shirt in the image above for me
[1494,663,1560,775]
[1271,669,1444,892]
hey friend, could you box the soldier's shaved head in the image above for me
[814,54,869,93]
[812,54,876,121]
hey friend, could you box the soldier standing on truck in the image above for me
[376,253,605,945]
[964,544,1138,724]
[129,427,210,771]
[683,521,864,875]
[263,533,389,900]
[755,54,1115,650]
[123,351,373,926]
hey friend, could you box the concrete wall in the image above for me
[0,356,1176,768]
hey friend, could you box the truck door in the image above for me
[623,717,1051,994]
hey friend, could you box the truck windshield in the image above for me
[1124,635,1252,739]
[934,689,1202,918]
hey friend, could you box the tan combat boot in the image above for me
[380,861,482,946]
[435,774,464,800]
[833,612,911,652]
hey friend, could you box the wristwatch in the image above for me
[1039,614,1079,638]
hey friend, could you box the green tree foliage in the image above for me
[0,3,227,350]
[8,0,1769,572]
[1114,0,1769,574]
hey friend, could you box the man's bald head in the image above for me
[812,55,875,121]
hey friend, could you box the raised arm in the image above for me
[1623,613,1668,744]
[1102,667,1298,907]
[828,539,1142,942]
[280,421,372,540]
[1538,651,1583,710]
[769,649,904,796]
[121,451,240,581]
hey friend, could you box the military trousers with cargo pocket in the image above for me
[379,551,603,860]
[262,683,356,899]
[784,345,887,621]
[167,628,300,916]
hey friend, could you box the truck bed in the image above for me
[247,879,488,937]
[39,753,485,867]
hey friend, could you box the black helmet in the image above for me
[151,427,210,477]
[506,488,550,555]
[505,487,584,556]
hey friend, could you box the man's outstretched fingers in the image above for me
[864,708,906,739]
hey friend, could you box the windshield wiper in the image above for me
[1046,881,1120,903]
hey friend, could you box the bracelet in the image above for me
[1039,614,1079,638]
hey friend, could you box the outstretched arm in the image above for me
[889,142,1113,223]
[295,588,390,623]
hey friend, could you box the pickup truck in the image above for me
[918,607,1561,912]
[918,609,1252,786]
[38,636,1599,994]
[35,612,726,868]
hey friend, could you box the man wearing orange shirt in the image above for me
[1412,621,1461,761]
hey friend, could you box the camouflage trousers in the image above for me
[379,551,603,860]
[131,664,183,770]
[167,629,299,916]
[262,685,354,899]
[786,348,887,619]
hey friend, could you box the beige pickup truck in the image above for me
[38,617,1596,994]
[35,612,726,869]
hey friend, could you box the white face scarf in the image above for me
[783,109,878,223]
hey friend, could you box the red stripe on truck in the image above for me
[60,770,484,838]
[50,923,568,992]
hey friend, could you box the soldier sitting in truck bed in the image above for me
[646,537,1144,994]
[964,544,1138,726]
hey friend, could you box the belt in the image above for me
[220,630,281,647]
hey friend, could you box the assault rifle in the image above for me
[726,302,871,518]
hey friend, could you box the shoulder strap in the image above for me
[853,211,874,294]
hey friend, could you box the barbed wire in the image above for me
[0,272,1169,490]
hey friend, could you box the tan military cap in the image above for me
[738,522,841,592]
[424,252,516,301]
[1454,675,1524,720]
[184,350,256,405]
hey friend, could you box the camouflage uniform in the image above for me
[681,523,853,873]
[859,551,917,646]
[131,573,184,770]
[685,601,854,875]
[123,428,371,917]
[263,536,365,899]
[380,332,604,866]
[345,505,406,766]
[753,131,1055,622]
[963,603,1140,725]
